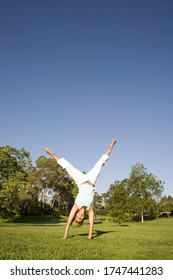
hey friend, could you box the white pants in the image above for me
[57,154,109,186]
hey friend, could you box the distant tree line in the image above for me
[0,145,173,223]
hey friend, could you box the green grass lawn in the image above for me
[0,217,173,260]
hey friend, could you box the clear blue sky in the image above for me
[0,0,173,196]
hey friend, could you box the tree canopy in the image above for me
[0,145,171,222]
[0,146,33,216]
[101,164,164,223]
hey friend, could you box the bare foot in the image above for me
[110,139,116,149]
[45,147,54,157]
[106,139,117,156]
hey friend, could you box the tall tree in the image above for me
[104,180,131,225]
[128,163,164,222]
[0,146,33,216]
[29,156,75,215]
[94,191,107,216]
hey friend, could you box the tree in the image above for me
[93,191,107,216]
[29,156,76,215]
[0,146,33,217]
[159,195,173,217]
[128,163,164,222]
[104,180,131,225]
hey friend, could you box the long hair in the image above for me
[72,220,84,227]
[72,215,84,227]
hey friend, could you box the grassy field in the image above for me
[0,217,173,260]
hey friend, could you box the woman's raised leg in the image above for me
[45,147,60,161]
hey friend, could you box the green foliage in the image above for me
[104,164,164,223]
[0,146,77,217]
[0,144,171,223]
[28,156,75,215]
[128,163,164,222]
[94,192,107,216]
[159,195,173,217]
[104,180,131,224]
[0,146,33,217]
[0,145,32,182]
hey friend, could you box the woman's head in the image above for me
[72,207,85,227]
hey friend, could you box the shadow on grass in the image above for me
[0,215,66,225]
[94,218,107,224]
[0,223,66,228]
[77,230,116,239]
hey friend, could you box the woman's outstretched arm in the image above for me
[63,204,78,239]
[88,206,94,240]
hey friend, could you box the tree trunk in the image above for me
[141,210,144,223]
